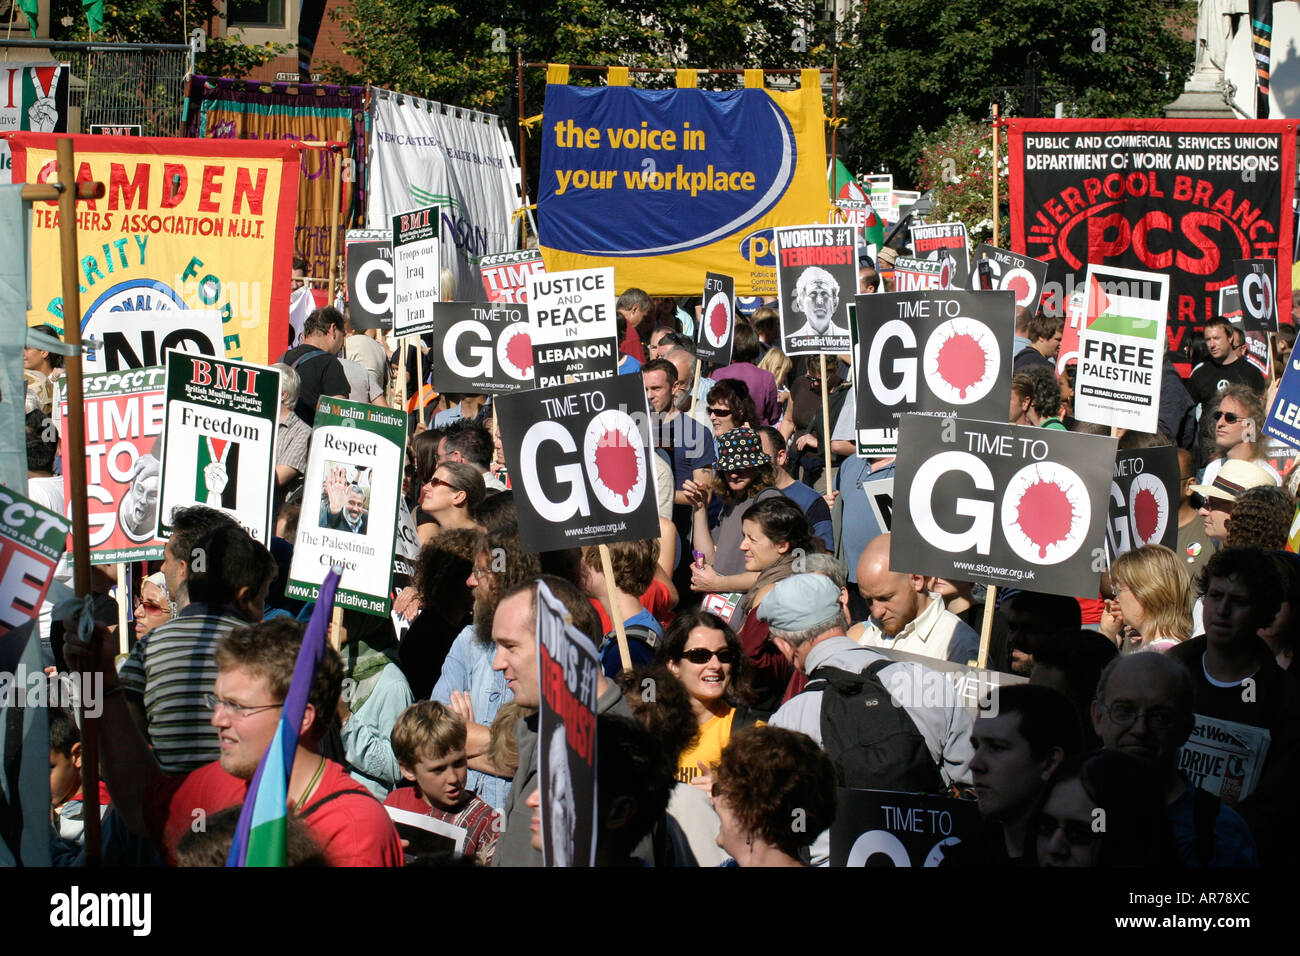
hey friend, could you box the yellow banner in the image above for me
[8,134,300,366]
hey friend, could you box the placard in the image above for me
[891,414,1116,597]
[527,267,618,387]
[830,789,980,867]
[427,301,534,394]
[1264,353,1300,448]
[1106,446,1180,558]
[158,352,280,544]
[1235,257,1277,376]
[345,229,393,331]
[697,272,735,366]
[856,290,1014,433]
[968,243,1048,315]
[286,398,406,616]
[0,486,70,638]
[83,309,224,373]
[536,580,599,868]
[893,256,945,292]
[774,223,856,356]
[495,375,658,553]
[848,301,897,455]
[391,205,441,336]
[1074,264,1169,433]
[59,367,167,563]
[1178,714,1271,806]
[480,249,547,303]
[910,221,971,289]
[864,173,893,219]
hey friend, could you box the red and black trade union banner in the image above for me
[1008,119,1295,355]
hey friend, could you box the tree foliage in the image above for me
[842,0,1195,186]
[914,116,1008,246]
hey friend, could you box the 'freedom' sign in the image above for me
[855,290,1014,435]
[891,414,1116,597]
[495,374,658,553]
[428,302,535,394]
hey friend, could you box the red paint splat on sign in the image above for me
[1015,477,1076,559]
[506,331,533,374]
[593,428,640,506]
[1133,486,1162,543]
[1007,275,1030,302]
[934,332,988,399]
[710,301,729,343]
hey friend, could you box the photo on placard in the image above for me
[118,452,162,543]
[317,461,372,536]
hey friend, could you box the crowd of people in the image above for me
[20,264,1300,869]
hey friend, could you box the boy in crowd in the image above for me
[385,701,500,866]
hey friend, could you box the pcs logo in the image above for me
[738,227,777,268]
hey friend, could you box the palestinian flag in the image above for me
[1086,274,1162,340]
[196,435,240,509]
[829,159,885,248]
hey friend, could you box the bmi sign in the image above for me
[391,205,440,336]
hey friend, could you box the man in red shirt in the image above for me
[65,617,402,867]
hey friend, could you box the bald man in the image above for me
[847,533,980,664]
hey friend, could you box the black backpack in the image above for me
[800,660,946,794]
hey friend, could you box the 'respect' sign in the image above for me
[1008,118,1295,354]
[891,414,1115,597]
[480,249,547,303]
[495,374,658,553]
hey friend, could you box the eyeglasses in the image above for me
[1036,813,1098,848]
[1100,701,1179,731]
[135,598,168,614]
[679,648,737,665]
[1190,492,1233,512]
[203,693,283,719]
[707,407,733,417]
[1212,410,1248,425]
[424,476,454,490]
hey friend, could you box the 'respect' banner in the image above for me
[8,134,300,367]
[59,367,167,564]
[1007,119,1295,355]
[480,249,547,303]
[538,70,828,296]
[0,486,69,639]
[891,414,1116,597]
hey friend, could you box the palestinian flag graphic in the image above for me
[195,435,241,509]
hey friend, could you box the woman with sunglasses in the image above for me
[418,461,485,532]
[657,610,761,791]
[705,379,759,439]
[135,571,177,641]
[1199,385,1281,489]
[1100,545,1193,653]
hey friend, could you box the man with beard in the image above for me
[430,527,542,810]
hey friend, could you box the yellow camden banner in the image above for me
[537,70,829,296]
[7,134,300,366]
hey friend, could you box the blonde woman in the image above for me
[1101,545,1193,653]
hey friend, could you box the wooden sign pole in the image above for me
[598,543,633,672]
[991,104,1000,244]
[689,358,702,415]
[977,586,998,670]
[819,354,833,486]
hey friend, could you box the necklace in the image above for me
[293,756,327,813]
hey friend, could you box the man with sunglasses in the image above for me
[1092,654,1257,866]
[1187,458,1275,547]
[1188,317,1265,426]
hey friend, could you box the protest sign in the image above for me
[1235,258,1277,377]
[157,352,280,544]
[1218,285,1243,325]
[891,414,1116,597]
[83,309,223,373]
[384,805,467,861]
[537,71,828,296]
[495,374,658,553]
[1107,446,1180,558]
[59,367,167,563]
[856,290,1014,434]
[831,199,880,251]
[89,124,141,136]
[8,134,300,367]
[391,205,441,336]
[830,789,980,867]
[868,645,1028,713]
[1054,288,1087,375]
[910,221,970,289]
[892,189,921,222]
[345,229,393,330]
[968,243,1048,314]
[1007,118,1295,354]
[1179,714,1271,806]
[1264,437,1300,484]
[528,267,618,387]
[848,302,896,455]
[0,486,70,638]
[864,173,893,219]
[1074,265,1169,433]
[893,256,945,292]
[286,398,406,616]
[428,301,534,394]
[480,249,547,303]
[367,89,522,303]
[697,272,735,366]
[774,224,856,356]
[1263,355,1300,447]
[536,579,599,867]
[0,63,69,186]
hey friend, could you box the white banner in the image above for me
[366,89,522,304]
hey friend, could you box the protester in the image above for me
[279,306,350,426]
[1176,448,1214,577]
[433,392,488,429]
[616,288,651,362]
[1262,552,1300,672]
[1029,630,1119,751]
[705,378,760,438]
[761,574,974,866]
[438,420,505,492]
[49,706,108,850]
[1010,366,1065,429]
[1004,591,1084,675]
[1101,544,1194,653]
[663,345,714,428]
[851,533,980,664]
[1012,312,1064,373]
[967,685,1081,864]
[710,726,836,867]
[398,528,479,700]
[417,461,485,532]
[1189,458,1277,547]
[336,611,413,799]
[712,322,780,427]
[1223,485,1295,550]
[1199,385,1281,486]
[1188,317,1265,424]
[133,572,177,643]
[1092,654,1257,866]
[1030,750,1177,866]
[65,617,403,866]
[688,427,782,592]
[272,363,311,499]
[932,578,1010,672]
[755,425,833,549]
[384,701,500,865]
[578,539,663,677]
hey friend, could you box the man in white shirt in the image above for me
[849,533,980,665]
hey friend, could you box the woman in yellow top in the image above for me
[659,610,760,792]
